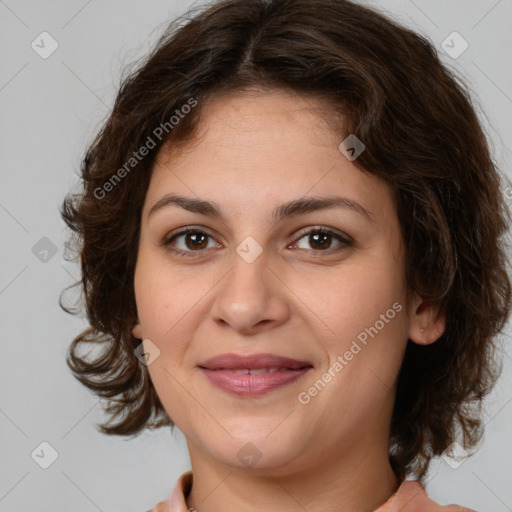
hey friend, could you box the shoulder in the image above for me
[376,480,476,512]
[147,474,476,512]
[147,470,193,512]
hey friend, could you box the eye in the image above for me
[291,227,352,253]
[161,226,353,257]
[161,227,219,257]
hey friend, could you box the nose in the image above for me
[210,248,290,335]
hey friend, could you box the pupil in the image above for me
[186,232,207,250]
[182,232,332,251]
[311,232,330,250]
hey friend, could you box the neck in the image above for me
[185,440,399,512]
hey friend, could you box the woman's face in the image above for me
[132,89,437,475]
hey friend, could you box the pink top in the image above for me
[151,471,476,511]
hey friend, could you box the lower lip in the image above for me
[199,368,312,396]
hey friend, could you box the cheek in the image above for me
[134,254,190,335]
[298,252,409,399]
[133,253,211,376]
[322,271,408,396]
[134,259,197,424]
[293,256,405,347]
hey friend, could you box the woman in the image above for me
[60,0,511,510]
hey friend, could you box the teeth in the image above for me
[250,368,272,374]
[227,368,282,374]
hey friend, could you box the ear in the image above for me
[408,293,446,345]
[132,319,142,340]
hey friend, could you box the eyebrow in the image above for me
[148,194,373,223]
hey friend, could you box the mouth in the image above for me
[198,353,313,370]
[212,367,303,374]
[198,353,313,396]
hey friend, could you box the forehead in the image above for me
[144,89,395,222]
[157,89,341,162]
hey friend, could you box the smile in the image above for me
[198,353,313,396]
[199,367,312,396]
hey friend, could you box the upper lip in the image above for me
[198,353,313,370]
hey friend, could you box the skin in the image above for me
[131,88,445,512]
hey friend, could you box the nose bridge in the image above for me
[210,241,287,332]
[224,242,270,305]
[225,231,269,286]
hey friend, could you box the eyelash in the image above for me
[160,226,353,258]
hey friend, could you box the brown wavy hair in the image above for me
[59,0,511,483]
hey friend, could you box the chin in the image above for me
[199,432,307,473]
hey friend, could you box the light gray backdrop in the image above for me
[1,0,511,511]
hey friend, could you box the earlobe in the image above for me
[132,321,142,339]
[408,296,446,346]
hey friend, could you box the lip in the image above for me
[198,353,313,370]
[198,353,313,397]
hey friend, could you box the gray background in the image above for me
[0,0,511,510]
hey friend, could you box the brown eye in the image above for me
[182,232,209,250]
[308,232,333,250]
[292,228,352,252]
[162,228,218,256]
